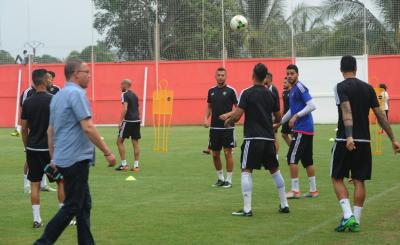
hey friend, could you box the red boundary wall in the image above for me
[0,56,399,127]
[368,55,400,123]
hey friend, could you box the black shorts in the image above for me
[330,141,372,180]
[26,150,51,182]
[119,121,141,140]
[208,129,235,151]
[287,132,314,167]
[281,122,291,135]
[240,140,279,170]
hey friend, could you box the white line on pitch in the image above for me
[280,183,400,245]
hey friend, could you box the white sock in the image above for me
[226,172,233,184]
[217,170,225,181]
[309,176,317,192]
[339,199,353,219]
[121,160,127,166]
[354,206,363,224]
[272,170,289,208]
[133,160,139,168]
[59,203,64,209]
[16,125,22,133]
[40,175,47,188]
[291,178,299,192]
[241,172,252,213]
[24,174,30,188]
[32,205,41,223]
[276,154,279,160]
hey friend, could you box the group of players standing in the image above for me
[204,56,400,232]
[17,55,399,236]
[19,69,142,229]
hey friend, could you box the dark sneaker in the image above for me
[33,221,43,228]
[212,179,225,187]
[222,181,232,188]
[232,209,253,217]
[115,165,128,171]
[202,149,211,155]
[278,205,290,213]
[334,215,358,232]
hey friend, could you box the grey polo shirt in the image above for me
[49,82,94,168]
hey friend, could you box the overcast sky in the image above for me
[0,0,376,59]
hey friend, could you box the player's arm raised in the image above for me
[372,107,400,154]
[340,101,356,151]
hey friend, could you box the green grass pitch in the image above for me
[0,125,399,245]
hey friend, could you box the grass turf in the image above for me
[0,125,399,245]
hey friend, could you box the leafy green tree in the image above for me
[65,43,114,62]
[34,54,62,64]
[93,0,243,60]
[66,50,81,60]
[320,0,400,55]
[80,42,114,62]
[0,50,15,64]
[237,0,291,58]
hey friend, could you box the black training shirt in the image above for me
[282,89,290,113]
[121,90,140,121]
[20,86,36,107]
[207,85,238,128]
[21,91,52,150]
[238,85,279,140]
[268,84,281,111]
[48,85,60,95]
[334,78,380,141]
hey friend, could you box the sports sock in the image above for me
[24,174,30,188]
[40,175,48,188]
[272,170,289,208]
[59,203,64,209]
[291,178,299,192]
[217,170,224,181]
[226,172,233,184]
[32,205,41,223]
[133,160,139,168]
[241,172,252,213]
[121,160,127,166]
[354,206,363,224]
[339,199,353,219]
[16,125,22,134]
[309,176,317,192]
[276,154,279,160]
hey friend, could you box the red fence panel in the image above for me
[368,55,400,123]
[1,56,398,127]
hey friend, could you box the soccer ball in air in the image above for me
[230,15,248,31]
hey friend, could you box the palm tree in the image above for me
[238,0,291,57]
[320,0,400,55]
[287,3,332,57]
